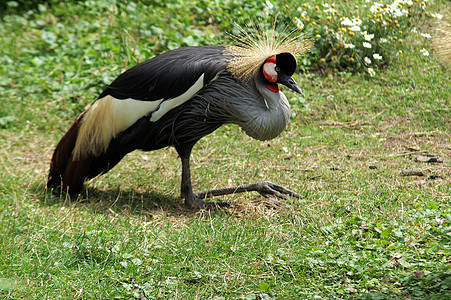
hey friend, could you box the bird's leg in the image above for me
[180,155,232,208]
[178,148,300,208]
[195,181,302,207]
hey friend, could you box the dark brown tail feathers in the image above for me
[47,112,92,194]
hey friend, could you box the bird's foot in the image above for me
[252,181,302,201]
[251,197,288,208]
[186,181,302,209]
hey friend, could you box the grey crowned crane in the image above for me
[47,29,310,208]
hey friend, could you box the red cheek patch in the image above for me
[266,83,280,93]
[263,55,279,92]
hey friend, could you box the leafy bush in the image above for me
[262,0,443,75]
[0,0,48,15]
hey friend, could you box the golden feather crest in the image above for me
[225,23,311,80]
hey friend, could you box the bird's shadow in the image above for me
[32,182,203,218]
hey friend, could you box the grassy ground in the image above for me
[0,0,450,299]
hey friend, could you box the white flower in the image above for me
[431,13,443,19]
[324,8,337,14]
[421,48,429,56]
[353,18,362,26]
[344,43,355,49]
[341,17,353,26]
[363,42,372,48]
[265,0,274,9]
[364,33,374,41]
[370,3,383,14]
[379,38,388,43]
[364,57,371,64]
[335,32,346,43]
[373,53,382,60]
[421,33,432,38]
[350,26,361,32]
[341,17,362,27]
[435,217,444,224]
[294,18,304,30]
[390,5,408,17]
[367,68,376,77]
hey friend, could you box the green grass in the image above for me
[1,0,450,299]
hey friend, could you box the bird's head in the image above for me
[262,53,302,94]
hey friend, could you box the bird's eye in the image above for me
[275,66,281,72]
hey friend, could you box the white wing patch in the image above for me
[150,74,205,122]
[113,97,164,131]
[72,73,206,160]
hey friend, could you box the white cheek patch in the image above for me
[263,62,278,82]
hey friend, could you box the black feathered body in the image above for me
[99,46,227,101]
[48,45,293,194]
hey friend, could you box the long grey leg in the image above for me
[178,148,301,209]
[180,155,232,208]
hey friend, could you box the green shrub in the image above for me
[261,0,442,75]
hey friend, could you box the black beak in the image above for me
[277,73,303,94]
